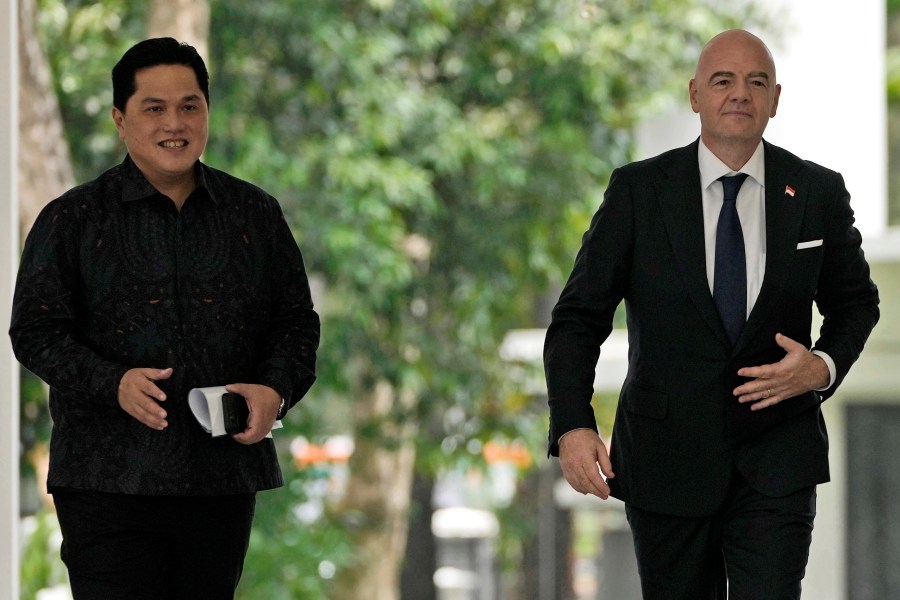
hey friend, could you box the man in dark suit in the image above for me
[543,29,879,599]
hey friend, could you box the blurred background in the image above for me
[2,0,899,599]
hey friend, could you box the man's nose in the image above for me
[729,80,750,102]
[162,111,185,131]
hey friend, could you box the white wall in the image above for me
[762,0,887,238]
[1,0,20,598]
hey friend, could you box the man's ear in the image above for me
[112,107,126,139]
[769,83,782,118]
[688,79,700,114]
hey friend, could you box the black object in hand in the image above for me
[222,392,249,434]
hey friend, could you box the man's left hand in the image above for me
[224,383,281,445]
[734,333,830,411]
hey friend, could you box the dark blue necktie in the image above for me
[714,173,749,345]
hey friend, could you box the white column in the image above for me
[759,0,887,238]
[1,0,20,598]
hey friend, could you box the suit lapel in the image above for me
[737,142,807,351]
[656,142,732,348]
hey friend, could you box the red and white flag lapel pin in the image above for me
[785,185,796,197]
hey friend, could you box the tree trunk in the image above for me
[18,0,75,237]
[518,460,575,600]
[333,380,418,600]
[400,471,437,600]
[147,0,210,61]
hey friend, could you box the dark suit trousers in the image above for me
[625,470,816,600]
[52,488,256,600]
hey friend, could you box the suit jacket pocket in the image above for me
[621,382,669,420]
[790,241,824,296]
[796,239,823,250]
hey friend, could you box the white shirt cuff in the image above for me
[811,350,836,391]
[558,428,594,445]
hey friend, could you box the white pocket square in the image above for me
[796,239,823,249]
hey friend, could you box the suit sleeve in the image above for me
[544,167,635,456]
[810,172,879,399]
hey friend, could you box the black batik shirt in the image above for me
[10,155,319,496]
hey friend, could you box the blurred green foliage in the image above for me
[236,464,352,598]
[19,510,68,599]
[205,0,755,469]
[26,0,763,596]
[887,1,900,224]
[19,373,50,484]
[36,0,147,180]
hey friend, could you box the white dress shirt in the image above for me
[698,140,835,389]
[698,140,766,315]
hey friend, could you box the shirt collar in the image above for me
[120,155,158,203]
[698,139,765,191]
[193,163,217,204]
[119,154,215,205]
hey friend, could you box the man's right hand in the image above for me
[559,428,615,499]
[118,367,173,430]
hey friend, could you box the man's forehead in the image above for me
[134,65,199,86]
[131,66,203,101]
[697,33,776,76]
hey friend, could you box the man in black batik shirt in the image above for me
[9,38,319,599]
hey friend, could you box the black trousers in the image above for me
[52,488,256,600]
[625,472,816,600]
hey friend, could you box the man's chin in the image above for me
[712,128,766,144]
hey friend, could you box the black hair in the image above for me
[112,37,209,111]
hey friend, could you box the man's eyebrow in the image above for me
[708,71,735,82]
[707,71,770,82]
[139,94,203,104]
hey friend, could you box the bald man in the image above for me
[544,30,879,599]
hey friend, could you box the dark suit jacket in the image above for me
[544,139,879,517]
